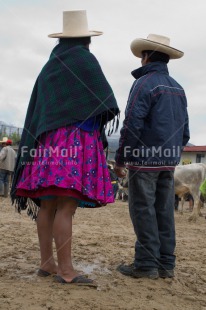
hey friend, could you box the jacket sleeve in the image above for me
[115,81,151,165]
[182,108,190,147]
[0,148,7,162]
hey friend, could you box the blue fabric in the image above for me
[39,195,55,200]
[77,199,96,208]
[115,62,190,166]
[128,169,176,270]
[112,183,119,198]
[75,117,100,132]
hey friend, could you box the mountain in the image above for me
[0,120,7,125]
[107,135,120,160]
[187,142,195,146]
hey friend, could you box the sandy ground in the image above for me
[0,198,206,310]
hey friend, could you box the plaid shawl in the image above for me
[11,41,119,217]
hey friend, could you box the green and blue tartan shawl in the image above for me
[11,41,119,217]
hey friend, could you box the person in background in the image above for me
[11,10,119,286]
[114,34,189,279]
[108,165,119,199]
[0,137,16,198]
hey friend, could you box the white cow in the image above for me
[174,163,206,221]
[114,163,206,221]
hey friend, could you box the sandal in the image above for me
[37,269,56,277]
[54,275,98,287]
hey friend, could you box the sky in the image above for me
[0,0,206,145]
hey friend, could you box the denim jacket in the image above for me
[115,62,190,167]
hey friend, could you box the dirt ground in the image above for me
[0,198,206,310]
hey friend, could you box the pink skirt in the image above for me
[16,126,114,207]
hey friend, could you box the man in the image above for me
[114,34,190,279]
[0,137,16,197]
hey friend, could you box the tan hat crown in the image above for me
[146,34,170,46]
[48,10,103,38]
[130,33,184,59]
[63,11,88,37]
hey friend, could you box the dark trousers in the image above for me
[128,170,176,270]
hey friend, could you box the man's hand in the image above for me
[114,163,127,178]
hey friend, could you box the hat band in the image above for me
[62,30,90,35]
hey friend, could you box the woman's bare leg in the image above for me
[36,198,58,274]
[53,197,78,282]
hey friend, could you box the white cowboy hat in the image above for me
[130,34,184,59]
[48,10,103,38]
[0,137,8,143]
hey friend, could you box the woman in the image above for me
[11,10,119,286]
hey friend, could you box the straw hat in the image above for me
[48,10,103,38]
[130,34,184,59]
[0,137,8,143]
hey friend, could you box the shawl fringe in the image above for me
[105,112,120,136]
[12,196,39,221]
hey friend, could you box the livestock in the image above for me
[114,163,206,221]
[120,172,129,188]
[116,185,129,201]
[174,163,206,221]
[175,193,194,213]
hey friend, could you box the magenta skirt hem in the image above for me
[16,187,110,207]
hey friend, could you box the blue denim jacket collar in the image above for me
[131,61,169,79]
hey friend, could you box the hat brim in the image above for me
[0,137,8,143]
[130,38,184,59]
[48,30,103,38]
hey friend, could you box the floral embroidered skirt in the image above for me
[16,126,114,208]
